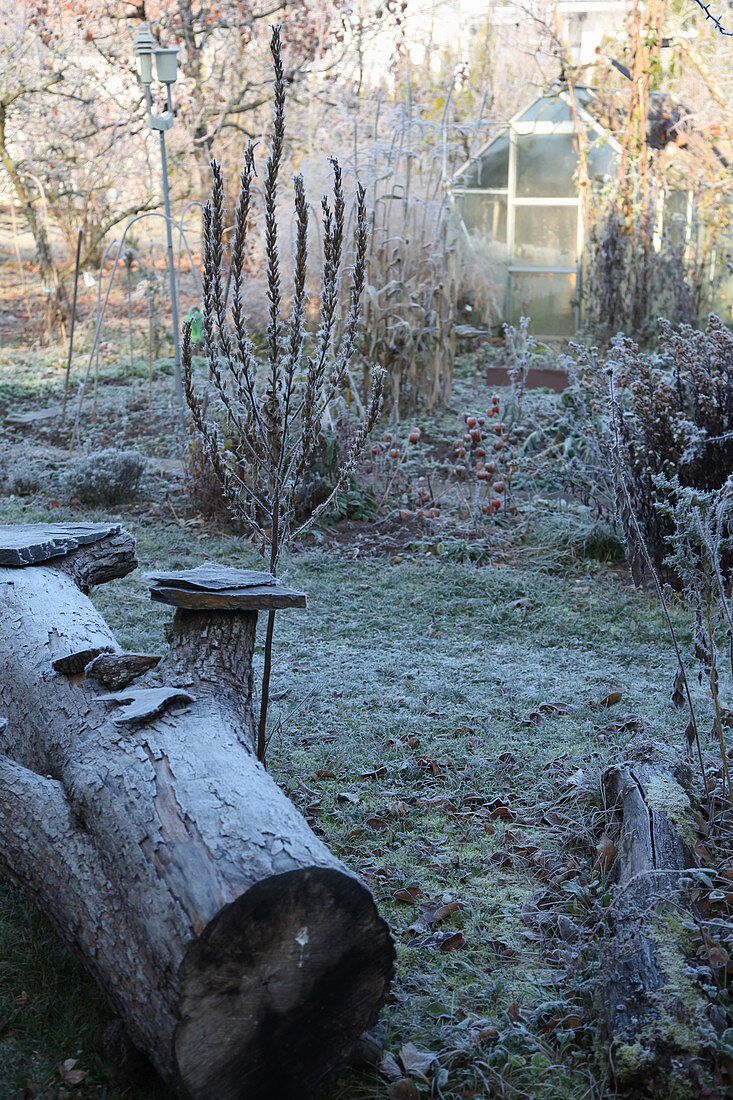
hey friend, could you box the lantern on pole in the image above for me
[133,23,183,418]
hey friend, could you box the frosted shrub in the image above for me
[60,449,146,505]
[0,457,43,497]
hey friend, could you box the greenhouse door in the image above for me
[507,128,581,337]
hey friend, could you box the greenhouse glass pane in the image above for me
[515,133,578,198]
[664,190,689,247]
[509,271,576,335]
[456,134,509,188]
[513,204,578,266]
[586,138,616,182]
[516,96,574,125]
[456,193,507,256]
[575,87,597,110]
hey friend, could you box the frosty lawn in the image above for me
[0,500,688,1099]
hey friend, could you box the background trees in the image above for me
[3,1,733,359]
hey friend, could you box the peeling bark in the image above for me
[85,651,162,689]
[0,526,394,1099]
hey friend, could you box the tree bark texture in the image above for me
[0,525,394,1099]
[600,759,715,1095]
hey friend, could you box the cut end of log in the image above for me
[174,867,395,1100]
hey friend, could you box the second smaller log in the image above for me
[600,755,719,1096]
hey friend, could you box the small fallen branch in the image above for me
[599,755,716,1095]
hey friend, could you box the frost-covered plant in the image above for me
[607,378,710,788]
[0,456,43,497]
[553,316,733,582]
[545,344,616,518]
[364,425,424,514]
[504,316,534,424]
[656,478,733,804]
[451,396,513,524]
[184,27,385,764]
[496,321,605,522]
[609,315,733,584]
[583,203,696,341]
[354,100,459,416]
[608,361,733,805]
[59,449,145,505]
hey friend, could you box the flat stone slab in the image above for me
[147,563,306,611]
[147,563,275,591]
[6,404,66,425]
[0,523,122,567]
[150,584,306,611]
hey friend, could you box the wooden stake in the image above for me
[61,228,83,427]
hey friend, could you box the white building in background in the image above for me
[391,1,630,67]
[557,1,632,64]
[490,2,630,65]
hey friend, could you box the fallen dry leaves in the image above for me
[398,1041,438,1078]
[388,1080,420,1100]
[594,832,615,874]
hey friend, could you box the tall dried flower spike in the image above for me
[184,26,383,764]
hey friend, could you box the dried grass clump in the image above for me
[353,102,459,416]
[59,449,146,505]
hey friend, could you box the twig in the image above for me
[690,0,733,36]
[61,228,83,427]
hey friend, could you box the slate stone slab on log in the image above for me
[150,584,306,611]
[148,562,306,611]
[0,523,123,567]
[147,563,275,591]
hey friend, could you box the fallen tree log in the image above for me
[600,755,716,1095]
[0,523,394,1100]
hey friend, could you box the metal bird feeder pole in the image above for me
[133,24,184,423]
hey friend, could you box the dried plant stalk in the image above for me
[184,26,385,764]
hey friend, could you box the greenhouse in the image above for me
[448,86,727,337]
[449,88,617,336]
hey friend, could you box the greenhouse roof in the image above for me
[452,84,725,193]
[451,86,620,191]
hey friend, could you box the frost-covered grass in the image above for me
[0,494,699,1100]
